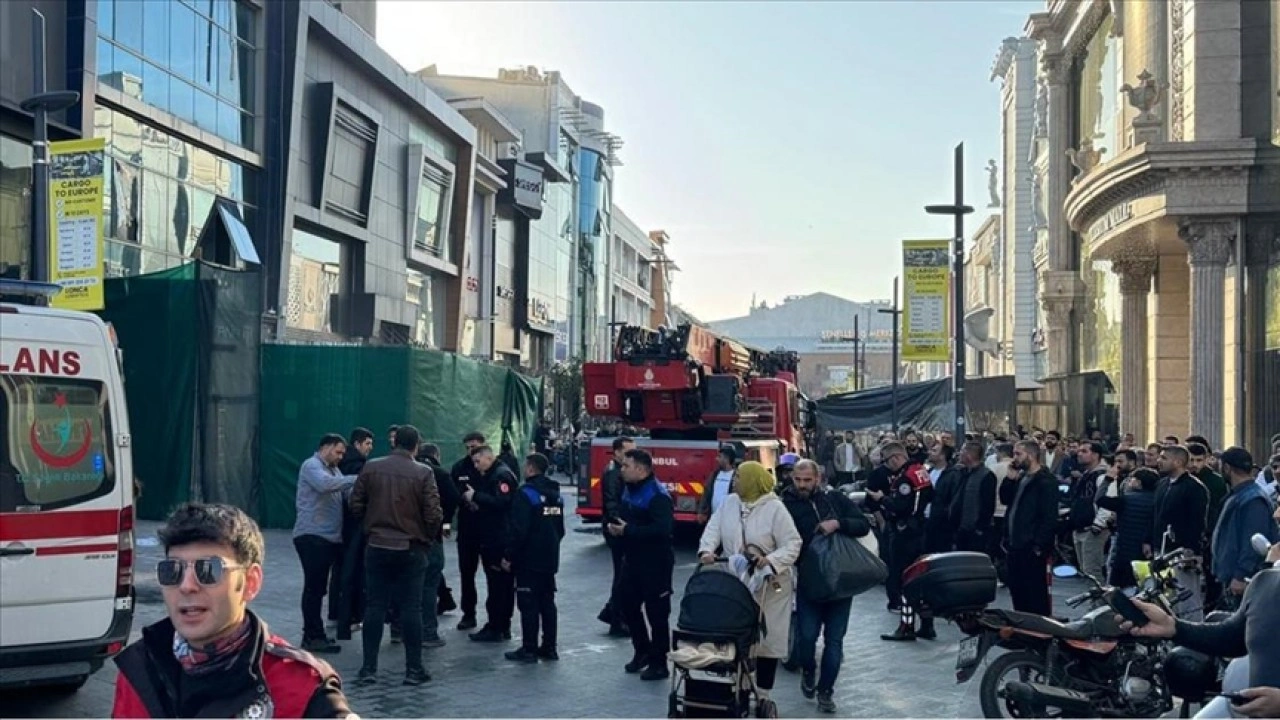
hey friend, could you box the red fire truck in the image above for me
[575,324,811,526]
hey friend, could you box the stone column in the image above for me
[1112,255,1157,439]
[1178,218,1236,449]
[1243,219,1279,453]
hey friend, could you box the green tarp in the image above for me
[258,345,543,530]
[101,264,199,521]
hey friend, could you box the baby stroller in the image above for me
[666,564,776,718]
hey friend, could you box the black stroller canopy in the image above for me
[678,567,760,641]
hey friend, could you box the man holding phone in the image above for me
[1122,540,1280,718]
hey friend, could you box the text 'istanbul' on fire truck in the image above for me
[576,323,813,526]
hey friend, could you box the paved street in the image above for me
[4,489,1089,718]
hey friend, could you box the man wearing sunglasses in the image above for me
[112,503,353,718]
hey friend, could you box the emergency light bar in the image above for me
[0,279,64,303]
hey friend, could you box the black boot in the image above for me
[881,600,918,642]
[917,616,937,640]
[625,653,648,674]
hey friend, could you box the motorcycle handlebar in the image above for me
[1066,591,1094,607]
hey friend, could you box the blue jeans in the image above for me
[362,545,427,673]
[420,542,446,639]
[793,594,853,693]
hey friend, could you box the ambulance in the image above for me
[0,281,135,691]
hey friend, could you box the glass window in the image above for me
[217,101,241,146]
[235,45,255,112]
[0,136,33,279]
[142,61,170,112]
[217,31,240,105]
[407,269,447,348]
[194,89,218,133]
[99,0,115,39]
[212,0,233,32]
[288,227,343,334]
[0,377,117,513]
[170,2,197,82]
[114,0,144,52]
[235,1,256,43]
[1074,14,1118,167]
[142,0,170,67]
[414,180,445,258]
[97,38,118,90]
[1267,264,1280,351]
[169,76,196,125]
[194,18,219,94]
[141,172,173,255]
[115,48,144,100]
[187,188,215,256]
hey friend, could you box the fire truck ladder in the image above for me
[729,397,776,439]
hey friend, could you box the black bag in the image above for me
[798,531,887,603]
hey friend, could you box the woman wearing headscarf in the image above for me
[697,462,803,713]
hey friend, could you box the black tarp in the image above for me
[816,376,1018,434]
[1014,370,1117,438]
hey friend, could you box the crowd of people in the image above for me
[109,421,1280,718]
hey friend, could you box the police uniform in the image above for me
[616,474,675,678]
[504,473,566,660]
[465,461,518,641]
[880,462,936,641]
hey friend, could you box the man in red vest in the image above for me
[112,503,354,718]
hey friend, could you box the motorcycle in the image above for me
[953,548,1196,718]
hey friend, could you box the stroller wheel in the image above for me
[755,699,778,718]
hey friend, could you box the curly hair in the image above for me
[157,503,265,567]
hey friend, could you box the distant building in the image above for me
[708,292,897,398]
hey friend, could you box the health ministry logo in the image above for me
[29,392,93,469]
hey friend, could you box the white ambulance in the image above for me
[0,281,135,691]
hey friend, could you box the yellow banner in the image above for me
[48,137,106,311]
[901,239,951,362]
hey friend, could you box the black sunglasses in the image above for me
[157,557,247,587]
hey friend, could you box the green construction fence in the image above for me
[258,344,544,530]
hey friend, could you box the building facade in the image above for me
[609,207,656,330]
[1023,0,1280,451]
[417,66,622,366]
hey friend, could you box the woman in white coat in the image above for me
[697,461,803,711]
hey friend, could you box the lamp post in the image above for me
[878,277,903,433]
[925,143,975,443]
[20,9,80,298]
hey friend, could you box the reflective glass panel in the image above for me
[97,38,119,90]
[115,0,144,52]
[142,0,170,67]
[194,89,218,133]
[142,61,170,113]
[169,76,196,125]
[170,3,197,82]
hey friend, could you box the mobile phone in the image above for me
[1105,589,1149,627]
[1220,692,1248,706]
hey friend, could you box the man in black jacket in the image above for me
[502,453,566,663]
[951,442,997,554]
[1154,444,1210,620]
[333,427,373,639]
[416,443,460,646]
[924,442,961,554]
[608,449,675,681]
[1000,440,1059,616]
[465,445,519,642]
[597,436,635,637]
[451,431,487,631]
[782,460,871,714]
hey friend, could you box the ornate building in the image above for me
[1025,0,1280,451]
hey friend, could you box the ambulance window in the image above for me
[0,376,116,512]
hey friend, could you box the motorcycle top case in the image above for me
[902,551,997,617]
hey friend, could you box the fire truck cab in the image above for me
[576,323,810,528]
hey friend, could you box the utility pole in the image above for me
[925,143,975,443]
[19,9,80,296]
[852,313,861,391]
[878,277,903,433]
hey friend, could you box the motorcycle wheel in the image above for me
[979,650,1056,719]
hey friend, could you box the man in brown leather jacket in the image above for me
[349,424,443,687]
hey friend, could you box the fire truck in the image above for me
[575,323,812,526]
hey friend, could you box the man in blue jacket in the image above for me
[1213,447,1279,610]
[502,453,565,663]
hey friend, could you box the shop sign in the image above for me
[1085,202,1133,245]
[901,239,951,362]
[47,138,106,311]
[497,158,544,220]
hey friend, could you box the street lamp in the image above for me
[20,9,80,298]
[925,143,974,443]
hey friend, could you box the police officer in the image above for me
[451,432,487,631]
[597,436,635,637]
[502,453,565,663]
[463,445,518,642]
[872,442,936,642]
[607,449,674,681]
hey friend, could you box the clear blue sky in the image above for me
[377,0,1043,321]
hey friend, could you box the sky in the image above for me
[377,0,1043,322]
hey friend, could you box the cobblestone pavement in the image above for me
[5,490,1091,718]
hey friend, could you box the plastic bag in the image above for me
[798,531,888,603]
